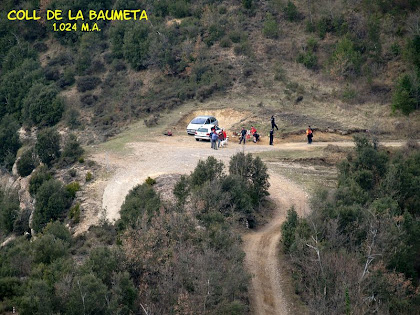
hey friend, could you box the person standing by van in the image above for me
[239,127,247,144]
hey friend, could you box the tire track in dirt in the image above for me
[242,172,310,315]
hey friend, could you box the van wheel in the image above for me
[195,139,199,141]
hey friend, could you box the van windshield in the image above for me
[191,117,207,124]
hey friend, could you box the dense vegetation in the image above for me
[0,0,419,171]
[281,137,420,314]
[0,153,269,314]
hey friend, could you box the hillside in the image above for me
[1,0,420,314]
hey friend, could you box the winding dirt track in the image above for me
[89,137,406,315]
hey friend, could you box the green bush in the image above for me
[0,189,19,234]
[392,74,419,115]
[42,221,72,243]
[86,172,93,182]
[62,134,84,164]
[0,115,21,170]
[297,51,317,69]
[145,176,156,186]
[32,234,69,264]
[329,36,362,78]
[66,182,81,198]
[65,108,81,129]
[17,148,38,177]
[35,128,60,166]
[204,24,226,47]
[168,0,190,18]
[219,36,232,48]
[174,175,190,205]
[284,1,300,21]
[229,152,270,204]
[76,76,101,92]
[190,156,224,187]
[117,183,161,230]
[123,22,151,70]
[29,166,52,196]
[263,13,279,39]
[22,83,64,127]
[32,179,71,232]
[281,207,298,253]
[69,203,81,223]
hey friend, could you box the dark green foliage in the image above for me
[62,134,84,164]
[0,59,44,121]
[281,207,298,253]
[204,24,226,47]
[42,221,72,244]
[391,73,419,115]
[118,183,161,230]
[283,1,300,21]
[263,13,279,39]
[65,108,81,129]
[229,152,270,204]
[29,166,52,196]
[123,22,151,70]
[84,247,119,287]
[220,175,253,215]
[0,189,19,234]
[32,179,71,232]
[282,138,420,313]
[67,274,108,315]
[406,35,420,70]
[66,182,81,199]
[297,51,317,69]
[242,0,253,10]
[190,156,224,187]
[145,176,156,186]
[69,203,81,223]
[13,208,31,234]
[22,83,64,127]
[77,76,101,92]
[32,234,69,264]
[35,128,60,166]
[17,148,38,177]
[174,175,190,205]
[330,36,362,78]
[57,68,76,89]
[0,115,21,170]
[168,0,190,18]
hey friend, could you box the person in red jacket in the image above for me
[223,129,227,140]
[250,126,257,135]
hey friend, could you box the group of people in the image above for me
[210,127,227,150]
[212,116,314,148]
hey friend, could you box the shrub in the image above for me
[22,83,64,127]
[35,128,60,166]
[0,189,19,234]
[297,51,317,69]
[117,183,161,230]
[123,23,151,70]
[57,68,75,88]
[329,36,362,78]
[0,115,21,170]
[66,182,81,198]
[242,0,253,10]
[284,1,300,21]
[62,134,84,164]
[17,148,38,177]
[174,175,190,205]
[229,152,270,204]
[69,203,81,223]
[145,176,156,186]
[13,208,31,234]
[281,207,298,253]
[77,76,101,92]
[32,234,68,264]
[29,166,52,196]
[219,36,232,48]
[65,108,81,129]
[391,74,419,115]
[168,0,190,18]
[204,24,226,47]
[32,179,71,232]
[190,156,224,187]
[86,172,93,182]
[263,13,279,39]
[42,221,72,243]
[229,31,244,43]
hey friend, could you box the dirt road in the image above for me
[88,136,407,315]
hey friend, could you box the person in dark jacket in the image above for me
[271,115,279,130]
[239,127,247,144]
[211,131,219,150]
[269,129,274,145]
